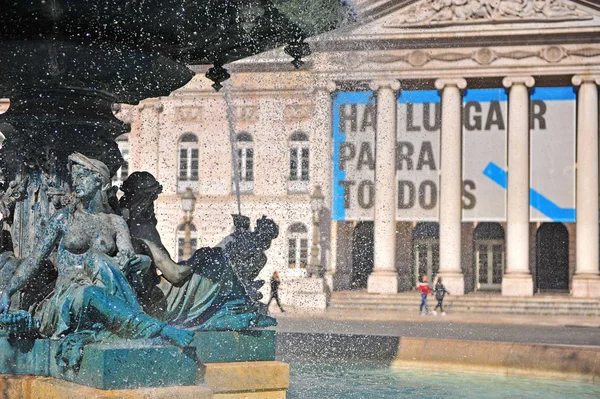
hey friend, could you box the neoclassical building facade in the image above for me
[107,0,600,302]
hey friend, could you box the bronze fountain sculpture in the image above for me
[0,0,353,387]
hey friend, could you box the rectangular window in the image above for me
[289,148,298,181]
[179,149,188,181]
[301,148,309,181]
[191,149,199,181]
[245,148,254,181]
[288,239,297,268]
[237,148,243,181]
[299,238,308,268]
[177,238,185,261]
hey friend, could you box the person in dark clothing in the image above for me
[434,277,450,316]
[267,271,285,312]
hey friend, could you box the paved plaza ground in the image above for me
[272,308,600,347]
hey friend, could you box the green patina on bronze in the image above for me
[0,0,351,389]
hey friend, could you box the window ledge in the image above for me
[287,180,309,194]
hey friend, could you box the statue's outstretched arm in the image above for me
[0,210,64,312]
[140,239,192,285]
[113,215,137,261]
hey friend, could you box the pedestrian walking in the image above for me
[433,277,450,316]
[267,271,285,313]
[417,275,432,315]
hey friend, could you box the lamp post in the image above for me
[181,187,196,259]
[308,185,325,278]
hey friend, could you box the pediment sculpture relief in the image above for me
[388,0,592,27]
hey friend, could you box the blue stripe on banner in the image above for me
[398,90,440,104]
[332,92,375,220]
[335,91,374,105]
[483,162,576,222]
[463,88,508,103]
[531,87,576,101]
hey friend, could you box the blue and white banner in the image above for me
[396,90,441,221]
[332,87,576,223]
[463,88,508,222]
[332,92,376,221]
[529,87,576,222]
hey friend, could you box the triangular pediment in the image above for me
[324,0,600,41]
[386,0,593,28]
[228,0,600,68]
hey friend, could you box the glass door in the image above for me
[413,239,439,287]
[475,239,504,290]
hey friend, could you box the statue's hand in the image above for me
[117,249,137,269]
[0,292,11,314]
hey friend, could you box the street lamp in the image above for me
[181,187,196,259]
[308,185,325,278]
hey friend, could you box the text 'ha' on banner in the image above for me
[463,88,507,222]
[396,90,441,221]
[332,91,376,221]
[529,87,576,222]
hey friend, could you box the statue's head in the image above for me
[68,153,111,200]
[121,172,162,201]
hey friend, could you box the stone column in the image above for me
[435,78,467,295]
[367,80,401,293]
[502,76,535,296]
[572,75,600,298]
[310,82,337,288]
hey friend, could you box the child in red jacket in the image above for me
[418,275,433,315]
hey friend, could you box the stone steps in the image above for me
[329,292,600,316]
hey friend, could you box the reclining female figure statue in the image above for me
[0,153,194,349]
[118,172,277,331]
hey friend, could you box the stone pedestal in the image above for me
[0,330,287,397]
[200,361,289,399]
[435,272,465,298]
[281,277,328,309]
[367,271,401,294]
[501,274,535,297]
[0,360,290,399]
[572,275,600,298]
[192,330,275,363]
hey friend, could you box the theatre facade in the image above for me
[118,0,600,302]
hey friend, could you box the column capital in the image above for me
[311,81,337,93]
[369,80,400,92]
[572,75,600,86]
[434,78,467,90]
[502,76,535,88]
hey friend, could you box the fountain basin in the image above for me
[0,330,281,392]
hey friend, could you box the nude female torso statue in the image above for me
[0,153,193,352]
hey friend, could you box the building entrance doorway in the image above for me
[351,222,374,289]
[474,223,505,291]
[413,223,439,287]
[536,223,569,292]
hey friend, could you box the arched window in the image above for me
[288,132,309,193]
[234,132,253,193]
[287,223,308,270]
[176,223,198,262]
[178,133,199,193]
[113,134,130,187]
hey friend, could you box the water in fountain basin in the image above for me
[287,360,600,399]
